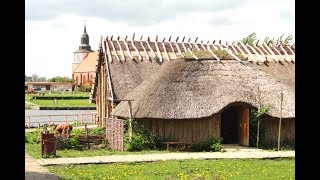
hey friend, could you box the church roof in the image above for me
[73,52,98,73]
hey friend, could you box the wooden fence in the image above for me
[25,113,97,128]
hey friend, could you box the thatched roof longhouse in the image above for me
[111,59,294,119]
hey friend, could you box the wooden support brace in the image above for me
[174,36,182,55]
[211,41,218,50]
[187,48,198,60]
[146,37,156,59]
[154,35,163,62]
[105,37,113,63]
[110,36,120,62]
[139,35,150,61]
[116,36,125,61]
[232,42,248,60]
[181,36,187,52]
[123,35,134,60]
[167,36,177,59]
[205,41,220,61]
[279,45,293,62]
[272,45,287,62]
[161,37,170,61]
[192,37,200,50]
[239,42,257,62]
[253,43,267,62]
[247,44,265,62]
[199,40,207,50]
[131,33,143,61]
[263,42,280,62]
[217,43,242,62]
[286,45,295,61]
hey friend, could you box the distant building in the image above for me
[72,23,97,86]
[25,82,73,92]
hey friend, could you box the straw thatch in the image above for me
[111,59,295,119]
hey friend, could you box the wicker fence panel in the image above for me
[106,118,125,151]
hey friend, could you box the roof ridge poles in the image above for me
[131,33,143,61]
[253,40,267,62]
[174,36,182,56]
[192,37,201,50]
[116,36,125,61]
[263,42,280,62]
[109,35,121,62]
[105,36,113,63]
[279,44,293,62]
[102,38,114,100]
[232,42,248,61]
[181,36,188,52]
[270,44,286,62]
[154,35,163,62]
[205,40,220,62]
[217,41,242,62]
[167,36,177,59]
[286,45,295,62]
[123,35,134,60]
[161,37,171,61]
[146,36,156,60]
[246,43,265,63]
[139,35,150,61]
[239,42,257,63]
[259,43,273,62]
[187,47,198,60]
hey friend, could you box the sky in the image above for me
[25,0,295,79]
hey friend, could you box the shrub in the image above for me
[190,138,224,152]
[56,137,79,150]
[25,129,41,144]
[249,105,270,148]
[124,120,161,151]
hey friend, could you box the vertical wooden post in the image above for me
[277,93,283,151]
[85,123,89,149]
[128,101,133,142]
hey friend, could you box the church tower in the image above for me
[72,22,94,73]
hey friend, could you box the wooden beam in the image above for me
[181,36,187,52]
[192,37,200,50]
[167,36,177,59]
[161,37,170,61]
[272,45,287,62]
[139,35,150,61]
[187,48,198,60]
[174,36,182,55]
[263,42,280,62]
[211,41,218,50]
[259,44,273,62]
[146,36,156,59]
[286,45,295,61]
[116,36,125,61]
[109,36,120,62]
[217,43,242,62]
[247,44,265,62]
[131,33,143,61]
[253,43,267,62]
[154,35,163,62]
[199,40,207,50]
[279,44,293,62]
[205,41,220,61]
[102,40,114,100]
[105,37,113,63]
[229,44,238,55]
[122,35,134,60]
[187,37,193,50]
[239,42,257,63]
[232,42,248,60]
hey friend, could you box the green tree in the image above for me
[48,76,73,83]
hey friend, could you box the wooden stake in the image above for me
[116,36,125,61]
[154,35,163,62]
[131,33,143,61]
[105,37,113,62]
[167,36,177,59]
[263,42,280,62]
[279,44,293,62]
[146,37,156,59]
[128,101,133,142]
[123,36,134,60]
[161,38,170,61]
[109,36,120,62]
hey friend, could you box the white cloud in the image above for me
[25,0,294,78]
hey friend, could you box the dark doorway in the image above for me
[46,85,50,90]
[221,106,239,144]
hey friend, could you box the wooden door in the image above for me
[239,106,249,146]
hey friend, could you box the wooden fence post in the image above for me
[277,93,283,151]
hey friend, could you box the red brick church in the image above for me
[72,23,97,86]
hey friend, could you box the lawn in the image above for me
[25,99,95,107]
[48,158,295,179]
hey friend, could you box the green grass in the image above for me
[25,128,170,159]
[25,99,95,107]
[48,158,295,180]
[25,91,89,100]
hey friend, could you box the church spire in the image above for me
[78,20,93,51]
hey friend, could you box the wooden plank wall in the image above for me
[261,116,295,146]
[137,113,221,143]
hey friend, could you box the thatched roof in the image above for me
[111,59,295,119]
